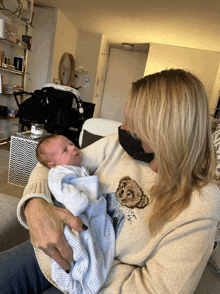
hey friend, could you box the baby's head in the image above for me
[36,134,81,168]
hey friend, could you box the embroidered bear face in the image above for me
[116,176,149,209]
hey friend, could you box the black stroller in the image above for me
[14,85,95,147]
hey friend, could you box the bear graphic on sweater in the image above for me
[116,176,149,209]
[104,176,149,238]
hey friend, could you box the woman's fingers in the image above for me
[24,198,88,271]
[63,209,88,232]
[42,248,71,273]
[55,231,75,263]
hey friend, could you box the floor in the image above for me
[0,141,25,199]
[0,139,10,151]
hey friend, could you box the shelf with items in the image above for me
[0,38,31,82]
[0,5,33,53]
[0,14,32,49]
[0,65,28,75]
[0,102,18,120]
[0,29,31,94]
[0,8,33,28]
[0,1,33,138]
[1,93,22,96]
[0,85,24,95]
[0,37,30,50]
[0,116,18,120]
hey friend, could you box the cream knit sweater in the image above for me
[17,133,220,294]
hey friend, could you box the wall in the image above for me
[50,9,78,83]
[26,6,57,92]
[135,5,220,53]
[100,47,148,122]
[74,31,102,103]
[144,43,220,114]
[27,7,78,91]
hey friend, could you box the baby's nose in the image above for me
[71,145,77,151]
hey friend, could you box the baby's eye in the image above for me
[64,148,68,152]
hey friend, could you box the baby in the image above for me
[36,133,82,168]
[36,134,115,294]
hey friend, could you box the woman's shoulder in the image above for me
[161,183,220,235]
[189,182,220,220]
[198,182,220,203]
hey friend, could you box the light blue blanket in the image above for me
[49,165,115,294]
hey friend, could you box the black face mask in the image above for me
[118,126,154,163]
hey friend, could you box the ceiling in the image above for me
[33,0,220,52]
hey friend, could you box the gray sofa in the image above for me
[0,193,29,252]
[1,118,220,293]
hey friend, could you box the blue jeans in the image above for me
[0,240,63,294]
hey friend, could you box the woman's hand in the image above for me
[24,198,86,272]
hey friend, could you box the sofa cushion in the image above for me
[81,129,104,149]
[78,118,122,147]
[0,194,29,252]
[194,263,220,293]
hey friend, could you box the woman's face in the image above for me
[121,120,154,153]
[121,121,158,171]
[123,97,157,171]
[141,141,154,153]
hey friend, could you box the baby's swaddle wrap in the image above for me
[48,165,115,294]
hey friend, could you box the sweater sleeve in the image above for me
[17,162,52,229]
[100,218,218,294]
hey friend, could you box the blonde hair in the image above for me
[36,134,59,167]
[125,69,216,235]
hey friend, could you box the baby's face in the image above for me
[48,136,81,168]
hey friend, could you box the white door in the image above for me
[100,48,148,122]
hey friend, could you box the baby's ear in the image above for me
[48,162,56,169]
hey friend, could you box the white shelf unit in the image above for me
[0,3,33,139]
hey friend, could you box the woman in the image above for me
[1,69,220,293]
